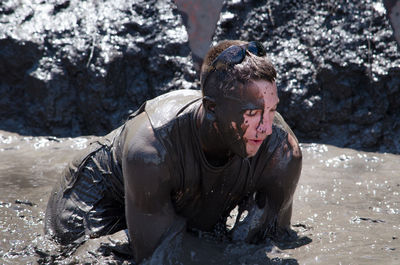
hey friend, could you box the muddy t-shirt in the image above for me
[131,89,286,232]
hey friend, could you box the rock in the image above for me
[1,0,400,153]
[384,0,400,46]
[0,0,197,137]
[213,0,400,153]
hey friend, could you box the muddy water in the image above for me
[0,130,93,264]
[0,130,399,264]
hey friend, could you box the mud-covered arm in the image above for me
[122,114,184,263]
[231,133,302,243]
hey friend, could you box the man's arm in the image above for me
[121,113,183,263]
[231,132,302,243]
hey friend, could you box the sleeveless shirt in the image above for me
[123,89,287,231]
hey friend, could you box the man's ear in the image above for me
[203,96,216,119]
[203,96,217,122]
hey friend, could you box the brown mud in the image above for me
[0,130,399,264]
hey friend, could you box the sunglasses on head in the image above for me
[201,41,267,88]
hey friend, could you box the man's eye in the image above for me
[244,110,257,116]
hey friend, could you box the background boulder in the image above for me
[214,0,400,153]
[0,0,196,136]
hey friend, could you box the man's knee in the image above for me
[44,190,86,244]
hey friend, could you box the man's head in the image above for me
[200,40,278,158]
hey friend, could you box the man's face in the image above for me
[215,79,279,158]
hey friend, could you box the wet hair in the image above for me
[200,40,277,100]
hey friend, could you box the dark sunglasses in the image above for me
[201,41,266,88]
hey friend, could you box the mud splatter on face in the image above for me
[240,80,279,157]
[241,118,250,133]
[230,122,241,140]
[213,80,278,158]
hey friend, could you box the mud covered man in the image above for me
[45,40,302,263]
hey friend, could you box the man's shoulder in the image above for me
[122,112,166,162]
[266,112,302,166]
[259,112,301,163]
[145,89,202,129]
[273,112,298,143]
[254,113,301,188]
[122,89,202,170]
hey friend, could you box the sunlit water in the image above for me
[0,130,399,264]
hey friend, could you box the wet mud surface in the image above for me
[0,130,399,264]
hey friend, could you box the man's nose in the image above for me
[256,115,273,135]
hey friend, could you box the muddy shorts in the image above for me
[45,141,126,244]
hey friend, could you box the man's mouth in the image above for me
[248,139,264,145]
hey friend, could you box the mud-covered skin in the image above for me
[230,130,302,243]
[201,77,279,160]
[121,111,181,262]
[240,80,279,157]
[197,78,301,244]
[228,79,301,242]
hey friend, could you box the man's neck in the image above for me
[196,105,232,167]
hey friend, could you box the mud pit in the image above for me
[0,130,399,264]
